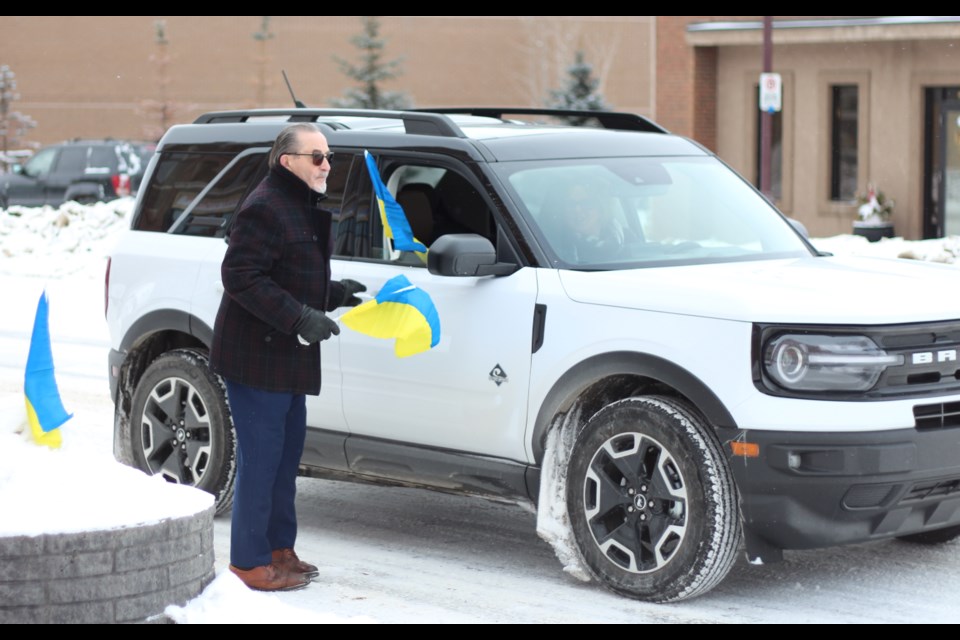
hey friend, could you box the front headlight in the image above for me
[763,334,904,392]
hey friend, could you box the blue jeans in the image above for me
[224,379,307,569]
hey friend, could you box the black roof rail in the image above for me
[417,107,668,134]
[192,108,466,138]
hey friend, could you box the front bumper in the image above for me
[718,425,960,562]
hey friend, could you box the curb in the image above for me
[0,504,216,623]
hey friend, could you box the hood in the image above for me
[558,255,960,325]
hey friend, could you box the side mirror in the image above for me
[427,233,517,277]
[11,164,23,175]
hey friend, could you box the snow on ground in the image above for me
[3,199,960,622]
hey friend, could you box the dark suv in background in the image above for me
[0,138,154,209]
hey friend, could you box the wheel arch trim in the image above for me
[119,309,213,353]
[531,351,737,464]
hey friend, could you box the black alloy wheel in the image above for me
[130,349,236,515]
[566,395,741,602]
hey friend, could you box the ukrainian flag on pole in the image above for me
[24,291,72,448]
[364,150,428,261]
[341,274,441,358]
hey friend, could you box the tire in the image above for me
[65,182,105,205]
[897,525,960,545]
[566,396,741,603]
[130,348,236,515]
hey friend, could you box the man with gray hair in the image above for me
[210,123,365,591]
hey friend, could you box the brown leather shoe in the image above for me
[272,548,319,579]
[229,562,310,591]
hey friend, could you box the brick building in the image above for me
[2,16,958,238]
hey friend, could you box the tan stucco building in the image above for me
[2,16,958,239]
[680,16,960,240]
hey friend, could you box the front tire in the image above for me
[130,349,236,515]
[566,396,741,602]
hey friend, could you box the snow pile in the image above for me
[0,197,134,276]
[164,572,378,624]
[0,427,214,536]
[536,406,591,582]
[811,233,960,266]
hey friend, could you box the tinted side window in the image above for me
[87,146,118,173]
[133,152,235,232]
[359,158,496,264]
[22,148,56,178]
[55,147,87,174]
[330,153,370,259]
[172,151,268,238]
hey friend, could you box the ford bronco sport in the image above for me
[106,107,960,602]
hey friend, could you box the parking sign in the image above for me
[759,72,782,113]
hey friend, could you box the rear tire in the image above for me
[130,349,236,515]
[566,396,741,602]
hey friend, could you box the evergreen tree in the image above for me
[332,16,411,110]
[252,16,275,108]
[140,20,173,141]
[0,65,37,170]
[547,51,610,126]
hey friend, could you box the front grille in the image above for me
[899,477,960,504]
[843,483,898,509]
[913,401,960,430]
[865,321,960,396]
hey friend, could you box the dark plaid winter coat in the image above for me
[210,165,346,395]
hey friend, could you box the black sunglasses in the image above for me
[286,150,335,166]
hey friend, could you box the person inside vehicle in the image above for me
[558,184,625,263]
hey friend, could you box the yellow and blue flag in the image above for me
[341,274,441,358]
[24,291,72,448]
[364,150,428,259]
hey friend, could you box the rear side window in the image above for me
[87,146,118,174]
[328,152,368,258]
[134,148,353,239]
[171,151,268,238]
[133,152,237,232]
[55,147,87,174]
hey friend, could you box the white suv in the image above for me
[106,107,960,602]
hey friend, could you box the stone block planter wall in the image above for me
[0,504,215,623]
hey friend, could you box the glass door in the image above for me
[942,102,960,237]
[923,88,960,238]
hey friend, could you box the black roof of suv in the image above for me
[131,107,703,244]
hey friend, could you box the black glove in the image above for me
[339,279,367,307]
[293,305,340,344]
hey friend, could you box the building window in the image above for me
[755,93,783,201]
[830,85,859,201]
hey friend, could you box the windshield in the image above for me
[491,156,814,269]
